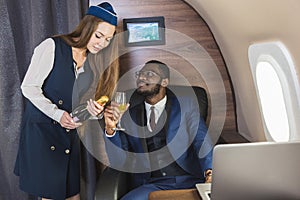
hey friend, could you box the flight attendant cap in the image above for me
[86,2,118,26]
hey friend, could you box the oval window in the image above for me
[256,61,289,141]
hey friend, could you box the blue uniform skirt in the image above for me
[14,110,80,200]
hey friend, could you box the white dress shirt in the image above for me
[145,95,167,132]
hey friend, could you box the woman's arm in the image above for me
[21,38,65,122]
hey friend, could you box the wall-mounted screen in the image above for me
[123,16,165,47]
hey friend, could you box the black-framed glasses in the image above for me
[135,70,161,79]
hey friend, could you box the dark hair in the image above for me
[145,60,170,79]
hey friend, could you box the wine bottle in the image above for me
[70,96,109,123]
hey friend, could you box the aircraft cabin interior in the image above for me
[1,0,300,199]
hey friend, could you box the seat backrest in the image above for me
[125,85,208,122]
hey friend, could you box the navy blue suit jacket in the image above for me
[105,89,213,188]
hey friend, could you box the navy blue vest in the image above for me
[146,117,188,177]
[22,37,75,122]
[42,37,75,112]
[15,37,81,199]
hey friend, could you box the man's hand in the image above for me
[104,101,129,135]
[204,169,212,183]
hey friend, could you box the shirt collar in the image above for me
[145,95,167,111]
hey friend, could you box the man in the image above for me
[104,60,213,200]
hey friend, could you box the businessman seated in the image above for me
[103,60,213,200]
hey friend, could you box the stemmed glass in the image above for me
[113,92,127,131]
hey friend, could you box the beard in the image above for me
[136,83,161,98]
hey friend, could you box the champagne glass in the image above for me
[113,92,127,131]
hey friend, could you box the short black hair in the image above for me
[145,60,170,79]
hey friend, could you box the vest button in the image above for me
[66,129,70,133]
[50,146,55,151]
[65,149,70,154]
[162,172,167,176]
[58,100,63,105]
[53,121,57,124]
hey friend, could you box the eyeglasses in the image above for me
[135,70,162,79]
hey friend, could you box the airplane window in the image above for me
[248,42,300,142]
[256,61,289,141]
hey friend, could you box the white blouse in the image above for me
[21,38,84,123]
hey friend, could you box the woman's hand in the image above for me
[86,99,104,117]
[60,111,82,129]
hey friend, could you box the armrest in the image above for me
[148,189,201,200]
[94,167,130,200]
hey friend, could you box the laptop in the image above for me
[196,141,300,200]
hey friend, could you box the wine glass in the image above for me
[113,92,127,131]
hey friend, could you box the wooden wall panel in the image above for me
[106,0,237,135]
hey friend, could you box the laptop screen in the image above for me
[210,141,300,200]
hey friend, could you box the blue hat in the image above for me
[86,2,117,26]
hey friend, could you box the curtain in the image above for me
[0,0,93,199]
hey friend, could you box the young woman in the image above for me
[14,2,119,200]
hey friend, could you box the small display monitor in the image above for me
[123,16,165,47]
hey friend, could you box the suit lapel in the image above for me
[134,103,148,153]
[164,95,173,133]
[163,91,181,142]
